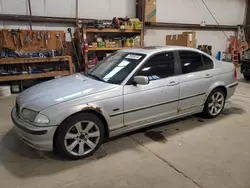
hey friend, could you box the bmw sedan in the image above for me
[11,46,238,159]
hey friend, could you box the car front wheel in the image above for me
[203,88,226,118]
[55,113,105,160]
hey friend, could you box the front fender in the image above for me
[41,102,108,126]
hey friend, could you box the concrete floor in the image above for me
[1,76,250,188]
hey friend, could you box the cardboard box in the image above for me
[182,32,196,40]
[166,32,197,48]
[146,0,156,5]
[145,4,156,22]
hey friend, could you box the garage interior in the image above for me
[1,0,250,187]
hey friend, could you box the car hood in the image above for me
[17,73,117,111]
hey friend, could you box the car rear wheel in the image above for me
[203,88,226,118]
[55,113,105,160]
[243,73,250,81]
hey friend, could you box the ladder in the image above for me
[229,26,248,65]
[237,25,248,56]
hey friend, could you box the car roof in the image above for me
[120,46,206,56]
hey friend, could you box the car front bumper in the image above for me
[11,107,57,151]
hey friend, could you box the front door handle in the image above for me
[205,74,212,78]
[168,81,179,86]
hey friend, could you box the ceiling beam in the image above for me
[145,22,237,31]
[0,14,109,24]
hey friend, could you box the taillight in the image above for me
[234,67,237,79]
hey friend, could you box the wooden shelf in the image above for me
[0,56,71,65]
[0,56,73,83]
[83,27,143,71]
[83,28,141,33]
[0,71,70,81]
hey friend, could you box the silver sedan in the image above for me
[11,46,238,159]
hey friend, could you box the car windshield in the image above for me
[85,52,146,84]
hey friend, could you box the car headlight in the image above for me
[21,109,50,124]
[34,114,50,124]
[21,108,38,122]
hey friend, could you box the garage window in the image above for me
[137,52,175,80]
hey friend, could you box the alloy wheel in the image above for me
[64,121,100,156]
[208,92,225,116]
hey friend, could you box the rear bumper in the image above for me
[226,82,238,100]
[11,107,57,151]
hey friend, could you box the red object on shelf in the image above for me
[84,43,89,52]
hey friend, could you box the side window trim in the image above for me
[125,51,178,85]
[173,51,181,75]
[174,51,182,75]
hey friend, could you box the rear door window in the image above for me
[202,54,214,70]
[179,51,203,74]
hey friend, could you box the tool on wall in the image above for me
[24,30,32,44]
[67,28,81,71]
[47,32,51,40]
[1,30,7,45]
[11,29,20,47]
[37,31,42,40]
[45,32,49,47]
[19,30,24,47]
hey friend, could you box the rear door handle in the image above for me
[205,74,212,78]
[168,81,179,86]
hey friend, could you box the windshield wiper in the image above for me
[88,74,105,82]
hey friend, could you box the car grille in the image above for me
[16,101,20,117]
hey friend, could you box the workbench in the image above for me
[0,56,73,90]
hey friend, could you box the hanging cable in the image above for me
[201,0,229,39]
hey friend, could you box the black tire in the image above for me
[203,88,226,118]
[244,73,250,81]
[55,113,105,160]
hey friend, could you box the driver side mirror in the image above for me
[133,76,149,85]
